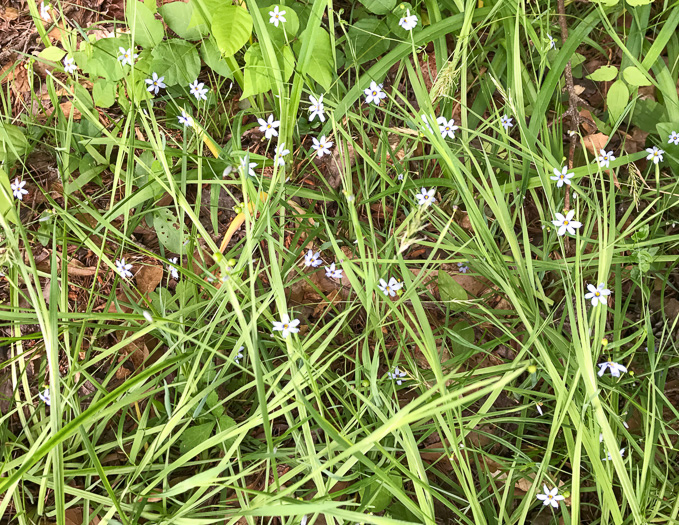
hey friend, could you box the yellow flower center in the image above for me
[283,323,289,329]
[595,292,600,296]
[372,91,377,96]
[548,495,553,500]
[563,220,569,225]
[424,195,429,199]
[560,174,564,179]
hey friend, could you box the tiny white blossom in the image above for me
[40,2,51,21]
[603,447,626,461]
[646,146,664,164]
[272,314,300,338]
[536,403,544,416]
[585,283,611,307]
[437,117,458,139]
[550,166,574,188]
[257,114,280,140]
[177,110,194,127]
[145,72,166,95]
[311,135,333,158]
[325,262,343,279]
[168,257,179,280]
[115,258,133,279]
[378,277,402,297]
[551,209,582,236]
[142,310,153,323]
[597,361,628,378]
[304,250,322,268]
[420,113,433,133]
[269,5,286,27]
[397,173,404,181]
[239,157,258,177]
[63,56,77,74]
[387,366,407,385]
[547,34,556,50]
[234,346,244,363]
[11,178,28,200]
[536,485,564,508]
[117,47,138,67]
[500,115,513,131]
[275,143,290,167]
[39,388,51,405]
[308,94,326,122]
[415,187,436,207]
[597,149,615,168]
[668,131,679,146]
[189,79,208,101]
[364,81,386,105]
[398,9,418,31]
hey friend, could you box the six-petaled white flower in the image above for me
[325,263,343,279]
[550,166,574,188]
[239,157,257,177]
[585,283,611,307]
[269,5,286,27]
[115,258,133,279]
[39,388,51,405]
[500,115,513,131]
[364,81,386,105]
[11,178,28,200]
[235,346,244,364]
[168,257,179,280]
[272,314,300,338]
[275,143,290,167]
[597,149,615,168]
[387,366,407,385]
[63,56,77,74]
[177,110,194,127]
[145,72,166,95]
[669,131,679,146]
[415,187,436,207]
[117,47,138,67]
[437,117,459,139]
[189,79,208,101]
[552,209,582,236]
[547,34,556,49]
[258,114,280,140]
[646,146,664,164]
[536,485,564,508]
[311,135,333,158]
[597,361,627,378]
[40,1,51,21]
[378,277,402,297]
[603,447,626,461]
[398,9,418,31]
[308,94,326,122]
[304,250,322,268]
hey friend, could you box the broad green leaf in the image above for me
[212,5,253,57]
[127,0,164,48]
[80,38,127,81]
[179,422,215,455]
[153,208,189,254]
[188,0,224,27]
[150,39,200,86]
[160,2,208,40]
[452,321,475,352]
[294,28,334,91]
[627,0,652,5]
[630,99,666,133]
[38,46,66,62]
[347,19,391,65]
[242,43,294,99]
[0,121,29,164]
[438,271,467,303]
[92,79,116,108]
[586,65,618,82]
[360,474,401,512]
[0,168,16,223]
[358,0,396,15]
[622,66,652,87]
[201,38,233,79]
[607,79,629,122]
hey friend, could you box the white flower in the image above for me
[668,131,679,146]
[645,146,664,164]
[63,56,77,74]
[536,485,564,508]
[457,262,469,273]
[10,178,28,200]
[500,115,513,131]
[117,47,138,67]
[597,361,628,378]
[311,135,333,158]
[272,314,300,338]
[143,310,153,322]
[536,403,544,416]
[325,262,343,279]
[269,5,286,27]
[258,114,280,140]
[239,157,257,177]
[40,2,51,21]
[550,166,574,188]
[603,447,626,461]
[235,346,244,363]
[378,277,402,297]
[387,366,407,385]
[547,34,556,49]
[364,81,386,105]
[437,117,459,139]
[420,113,433,132]
[304,250,322,268]
[308,94,326,122]
[177,110,194,127]
[168,257,179,280]
[597,149,615,168]
[398,9,418,31]
[551,209,582,236]
[397,173,404,181]
[415,187,436,207]
[584,283,611,307]
[145,72,166,95]
[115,258,133,279]
[189,79,208,101]
[275,143,290,166]
[39,388,51,405]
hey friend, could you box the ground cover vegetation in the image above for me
[1,0,679,523]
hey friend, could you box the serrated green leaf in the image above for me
[586,65,618,82]
[607,79,629,122]
[622,66,652,87]
[127,0,164,48]
[150,39,200,86]
[212,5,252,57]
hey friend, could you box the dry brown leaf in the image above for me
[64,507,100,525]
[136,264,164,294]
[583,133,609,157]
[579,109,597,134]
